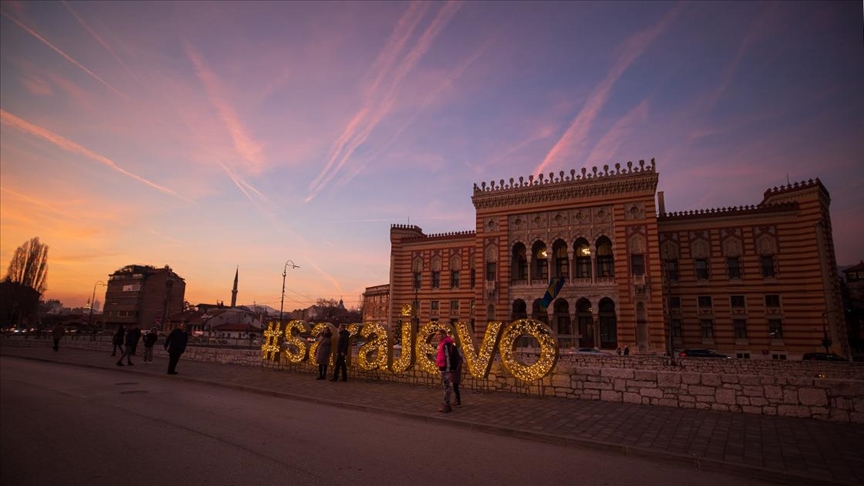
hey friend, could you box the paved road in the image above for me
[1,358,777,486]
[2,342,862,485]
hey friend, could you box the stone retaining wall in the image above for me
[6,336,863,423]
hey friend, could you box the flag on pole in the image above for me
[539,277,565,310]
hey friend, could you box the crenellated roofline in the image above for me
[472,159,658,210]
[659,201,799,222]
[402,230,476,243]
[761,178,829,205]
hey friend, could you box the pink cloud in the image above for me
[535,3,686,175]
[184,40,266,175]
[19,75,53,96]
[1,10,127,99]
[0,109,186,200]
[586,99,650,168]
[306,1,464,202]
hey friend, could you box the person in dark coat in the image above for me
[451,341,463,406]
[51,323,65,352]
[142,327,159,363]
[111,325,125,356]
[330,324,350,382]
[315,328,333,380]
[164,323,189,375]
[117,324,139,366]
[435,329,457,413]
[127,325,142,355]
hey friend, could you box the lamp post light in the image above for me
[88,280,106,330]
[279,260,300,326]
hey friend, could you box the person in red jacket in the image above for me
[435,328,457,413]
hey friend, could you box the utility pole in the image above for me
[279,260,300,326]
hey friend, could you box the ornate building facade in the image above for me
[368,159,848,359]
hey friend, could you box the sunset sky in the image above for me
[1,1,862,311]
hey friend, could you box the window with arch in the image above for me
[552,240,569,279]
[575,238,592,279]
[450,255,461,289]
[431,256,442,289]
[532,241,548,281]
[761,255,776,278]
[596,237,614,278]
[511,243,528,282]
[412,257,423,290]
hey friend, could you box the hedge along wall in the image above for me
[6,337,863,423]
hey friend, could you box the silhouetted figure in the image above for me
[164,323,189,375]
[52,323,65,351]
[315,328,333,380]
[111,326,125,356]
[330,324,350,382]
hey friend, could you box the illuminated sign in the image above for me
[261,318,558,383]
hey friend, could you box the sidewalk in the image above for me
[2,341,862,486]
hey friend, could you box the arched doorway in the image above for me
[598,298,617,349]
[531,299,549,325]
[511,299,528,320]
[553,298,573,349]
[576,298,593,347]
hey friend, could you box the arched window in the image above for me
[598,298,617,349]
[553,298,574,349]
[511,243,528,283]
[449,255,461,289]
[552,239,569,280]
[412,257,423,290]
[431,256,442,289]
[532,241,548,282]
[574,238,592,279]
[596,237,614,278]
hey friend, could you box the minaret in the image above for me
[231,266,238,308]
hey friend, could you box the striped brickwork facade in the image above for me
[368,160,847,359]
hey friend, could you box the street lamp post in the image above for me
[88,280,106,329]
[279,260,300,326]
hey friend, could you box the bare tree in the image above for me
[4,237,49,294]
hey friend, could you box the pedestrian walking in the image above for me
[164,323,189,375]
[330,324,350,382]
[52,323,65,352]
[111,325,125,356]
[142,327,158,363]
[117,324,139,366]
[315,328,333,380]
[451,341,463,406]
[436,329,458,413]
[616,347,622,356]
[128,324,142,356]
[623,345,630,356]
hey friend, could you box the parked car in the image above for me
[575,347,610,355]
[802,352,847,362]
[678,349,730,358]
